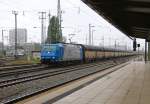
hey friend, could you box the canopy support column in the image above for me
[148,42,150,61]
[145,39,147,61]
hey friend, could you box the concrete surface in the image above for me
[54,61,150,104]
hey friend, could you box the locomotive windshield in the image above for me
[42,45,57,51]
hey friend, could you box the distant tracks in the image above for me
[0,62,109,88]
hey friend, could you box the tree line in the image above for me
[46,16,66,43]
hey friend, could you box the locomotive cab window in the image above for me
[42,45,57,51]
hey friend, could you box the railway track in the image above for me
[0,61,112,88]
[0,62,102,85]
[0,65,49,77]
[0,62,83,77]
[0,57,15,66]
[0,57,133,104]
[0,64,44,72]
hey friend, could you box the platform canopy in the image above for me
[82,0,150,41]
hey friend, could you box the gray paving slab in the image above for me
[53,61,150,104]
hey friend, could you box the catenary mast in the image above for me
[57,0,62,42]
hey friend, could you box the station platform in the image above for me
[53,61,150,104]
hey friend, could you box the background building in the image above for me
[5,42,41,57]
[9,28,27,46]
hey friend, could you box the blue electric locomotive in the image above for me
[41,43,63,63]
[41,43,83,63]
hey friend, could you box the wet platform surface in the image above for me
[54,61,150,104]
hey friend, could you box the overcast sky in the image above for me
[0,0,145,50]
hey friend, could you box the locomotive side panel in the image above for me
[63,44,82,61]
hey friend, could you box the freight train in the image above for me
[41,43,137,64]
